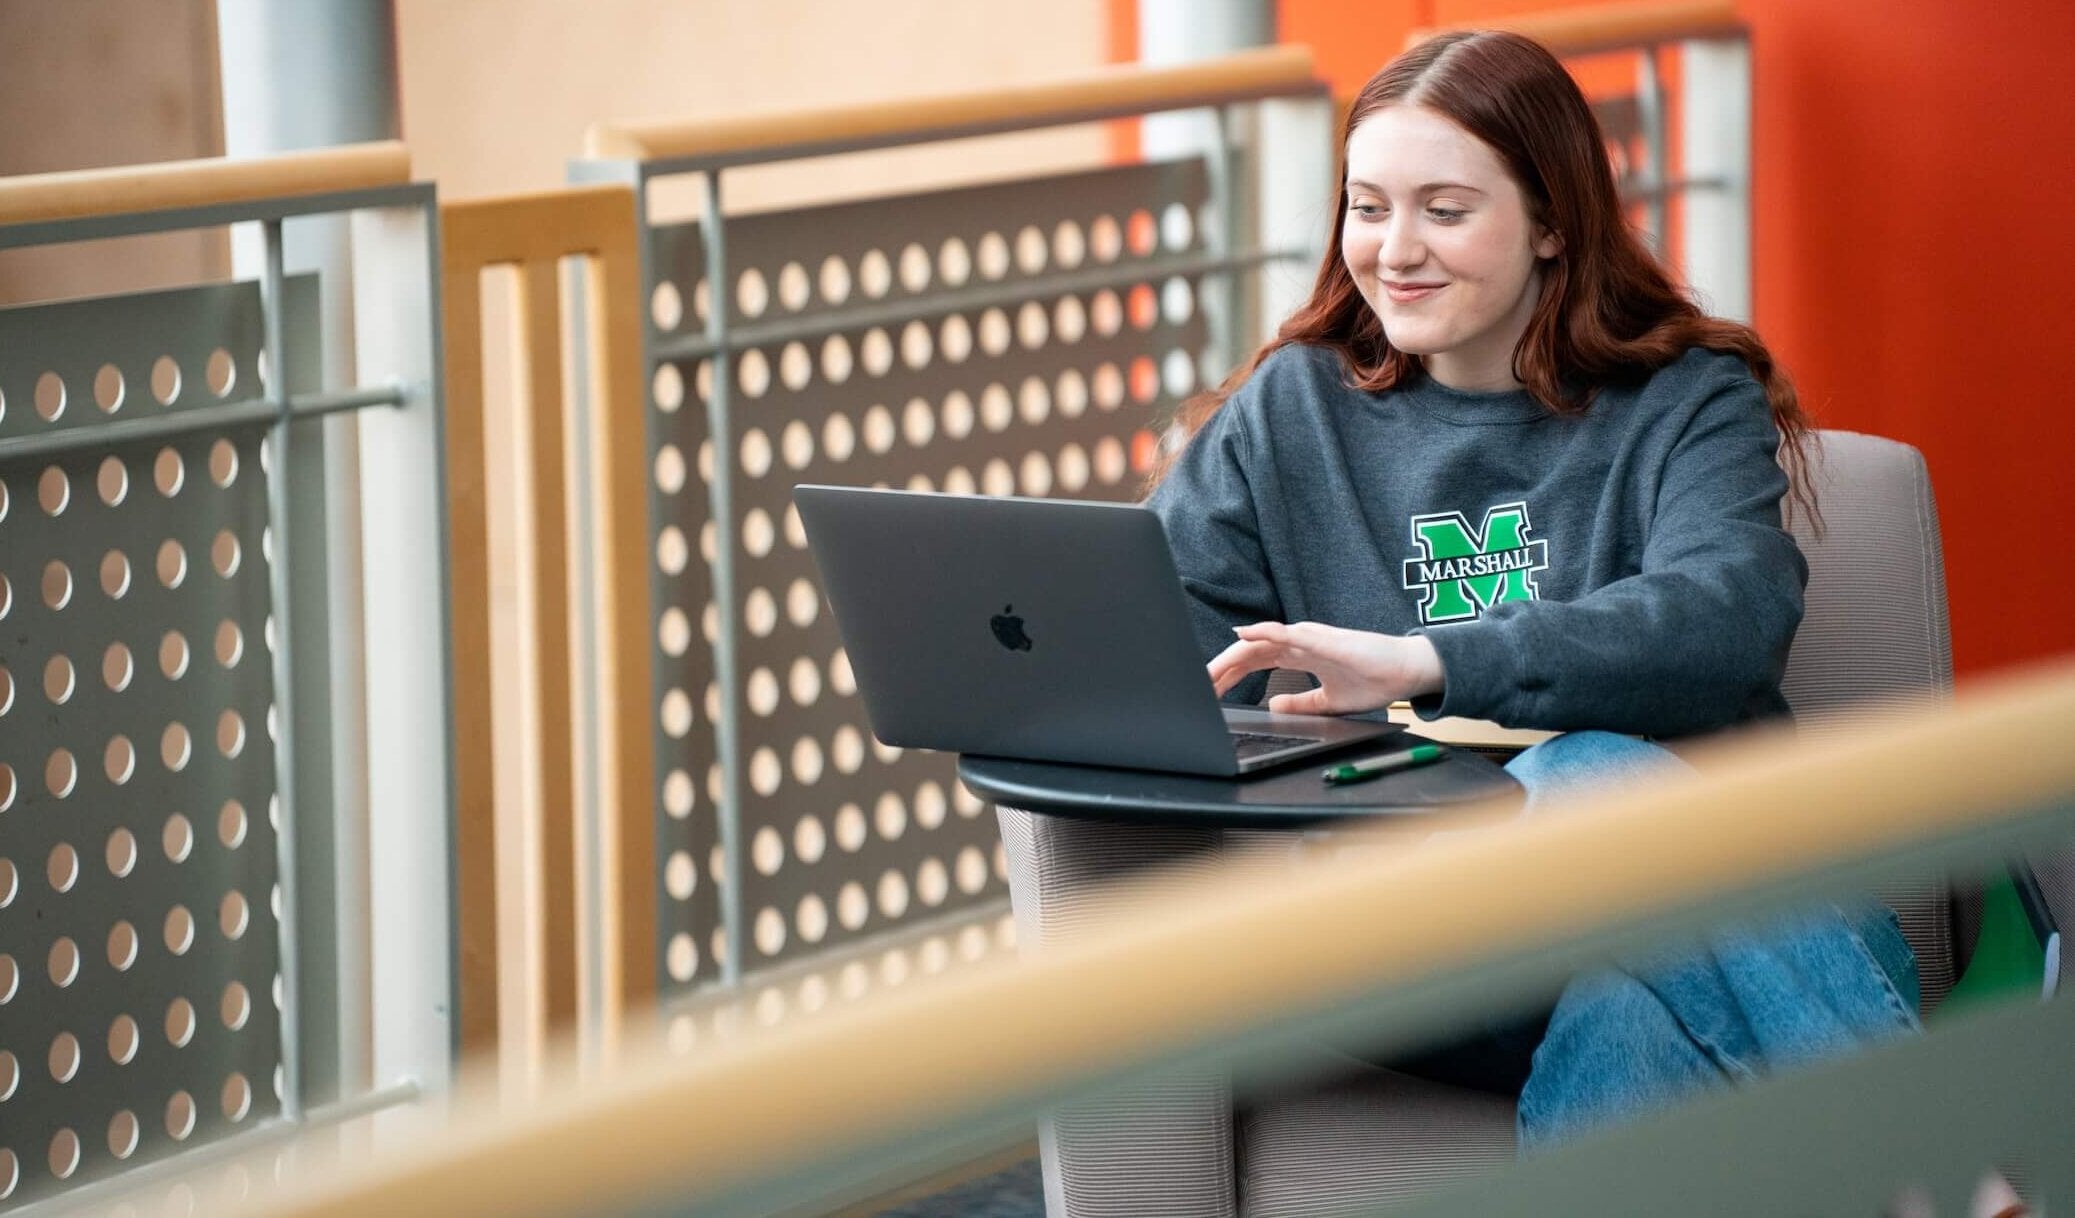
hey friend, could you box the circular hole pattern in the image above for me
[217,709,246,758]
[667,932,698,983]
[106,827,138,877]
[35,372,66,421]
[158,538,188,588]
[221,981,251,1029]
[220,890,250,939]
[49,1031,81,1082]
[216,620,244,668]
[777,261,811,311]
[152,356,182,404]
[108,1013,140,1063]
[162,629,191,678]
[167,1090,197,1139]
[155,447,185,496]
[38,466,69,515]
[109,1109,140,1158]
[736,268,769,318]
[653,363,684,412]
[48,1128,81,1180]
[44,654,76,704]
[165,906,196,956]
[651,281,683,330]
[97,456,129,506]
[94,364,125,412]
[858,249,891,298]
[48,937,81,987]
[162,721,192,770]
[101,549,132,599]
[665,850,696,901]
[45,749,78,798]
[219,799,249,848]
[105,735,136,784]
[47,842,81,893]
[164,812,195,862]
[1015,225,1048,274]
[42,560,73,610]
[166,996,197,1045]
[210,438,239,486]
[107,921,139,971]
[206,349,236,397]
[212,530,241,578]
[223,1072,252,1121]
[817,254,852,304]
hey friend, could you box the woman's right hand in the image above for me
[1208,621,1445,715]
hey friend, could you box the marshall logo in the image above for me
[1402,501,1549,625]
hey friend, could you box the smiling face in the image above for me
[1341,104,1561,391]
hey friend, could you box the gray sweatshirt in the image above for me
[1147,343,1806,737]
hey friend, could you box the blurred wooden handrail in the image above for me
[0,141,411,228]
[1408,0,1744,56]
[584,45,1321,163]
[245,657,2075,1218]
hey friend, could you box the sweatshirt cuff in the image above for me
[1413,618,1529,724]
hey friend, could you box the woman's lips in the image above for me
[1383,282,1446,304]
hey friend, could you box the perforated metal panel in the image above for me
[647,160,1212,986]
[0,282,288,1206]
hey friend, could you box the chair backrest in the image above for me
[1781,430,1955,719]
[1782,429,1960,1009]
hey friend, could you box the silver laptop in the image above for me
[792,486,1401,777]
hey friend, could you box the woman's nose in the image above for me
[1379,215,1424,271]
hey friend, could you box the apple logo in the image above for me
[990,604,1033,652]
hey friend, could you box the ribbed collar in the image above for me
[1397,370,1550,425]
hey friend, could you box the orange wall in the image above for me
[1276,0,2075,676]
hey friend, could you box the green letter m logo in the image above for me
[1401,501,1550,625]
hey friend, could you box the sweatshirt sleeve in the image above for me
[1416,375,1807,736]
[1146,401,1285,706]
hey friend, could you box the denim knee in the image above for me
[1504,731,1687,811]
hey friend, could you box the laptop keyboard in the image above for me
[1229,730,1318,760]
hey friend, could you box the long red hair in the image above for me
[1149,30,1815,520]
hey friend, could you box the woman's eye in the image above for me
[1350,203,1385,219]
[1427,207,1466,223]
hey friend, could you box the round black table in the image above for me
[958,733,1523,829]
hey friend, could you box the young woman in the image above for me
[1144,25,1968,1181]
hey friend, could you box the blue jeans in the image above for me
[1396,731,1923,1151]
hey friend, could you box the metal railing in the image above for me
[565,47,1334,994]
[0,143,451,1210]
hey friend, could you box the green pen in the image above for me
[1323,743,1447,785]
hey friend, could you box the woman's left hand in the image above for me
[1208,621,1445,715]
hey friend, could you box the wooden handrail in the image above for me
[1408,0,1744,57]
[584,45,1321,162]
[242,656,2075,1218]
[0,141,411,228]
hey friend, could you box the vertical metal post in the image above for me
[1200,103,1246,387]
[1256,93,1337,342]
[218,0,399,1105]
[1138,0,1274,159]
[696,172,746,987]
[565,254,608,1066]
[1137,0,1274,378]
[350,195,457,1102]
[261,218,305,1121]
[1636,43,1668,254]
[1680,36,1754,322]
